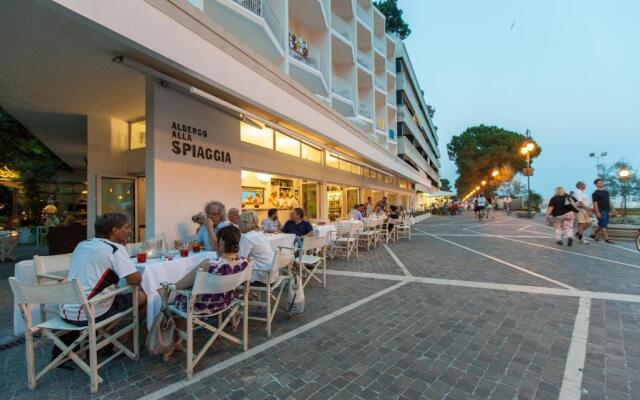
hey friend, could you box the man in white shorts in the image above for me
[574,181,591,244]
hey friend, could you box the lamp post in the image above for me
[618,168,631,214]
[520,140,536,218]
[589,152,608,177]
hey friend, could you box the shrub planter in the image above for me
[607,224,639,240]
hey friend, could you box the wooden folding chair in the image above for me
[298,235,329,288]
[382,219,398,244]
[0,234,18,262]
[9,278,139,393]
[357,220,378,251]
[170,264,253,379]
[247,247,295,336]
[396,217,411,241]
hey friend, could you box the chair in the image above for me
[247,247,295,336]
[381,220,397,244]
[357,220,378,251]
[9,278,139,393]
[0,234,18,262]
[170,263,253,379]
[267,233,296,252]
[298,235,329,288]
[330,222,358,261]
[396,217,411,241]
[33,254,73,323]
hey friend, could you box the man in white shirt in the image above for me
[348,204,363,221]
[239,211,277,284]
[365,196,374,217]
[261,208,281,233]
[574,181,591,244]
[61,213,146,325]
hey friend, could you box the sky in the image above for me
[399,0,640,198]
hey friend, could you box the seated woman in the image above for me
[174,225,251,316]
[387,205,400,231]
[239,211,277,285]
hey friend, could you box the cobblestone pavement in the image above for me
[0,214,639,399]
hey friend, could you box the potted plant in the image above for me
[18,216,34,244]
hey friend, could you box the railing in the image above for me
[374,35,385,54]
[358,103,372,119]
[332,75,353,100]
[357,49,371,69]
[356,3,371,26]
[375,73,385,91]
[232,0,283,48]
[387,92,396,106]
[331,12,351,41]
[288,35,330,87]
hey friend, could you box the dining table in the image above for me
[134,250,217,329]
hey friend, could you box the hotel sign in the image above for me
[170,121,231,164]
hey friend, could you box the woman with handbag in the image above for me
[546,187,578,246]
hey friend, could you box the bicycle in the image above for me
[636,229,640,252]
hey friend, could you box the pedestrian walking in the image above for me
[590,178,616,244]
[505,195,512,214]
[546,187,576,246]
[574,181,592,244]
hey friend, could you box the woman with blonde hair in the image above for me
[546,186,578,246]
[238,211,276,284]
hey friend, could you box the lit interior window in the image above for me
[351,164,361,175]
[339,159,351,172]
[275,132,301,157]
[241,122,274,149]
[130,121,146,150]
[326,153,339,168]
[301,143,321,163]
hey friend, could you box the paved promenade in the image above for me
[1,214,639,399]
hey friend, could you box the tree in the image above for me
[0,107,70,222]
[440,178,451,192]
[601,160,640,209]
[373,0,411,39]
[447,125,541,195]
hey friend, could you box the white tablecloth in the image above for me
[137,251,217,329]
[314,224,336,237]
[265,233,296,251]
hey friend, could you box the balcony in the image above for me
[398,105,439,166]
[356,3,371,26]
[331,12,351,42]
[332,75,353,101]
[288,33,329,95]
[374,35,385,54]
[357,49,371,70]
[398,136,437,179]
[375,73,385,91]
[231,0,283,48]
[358,103,372,120]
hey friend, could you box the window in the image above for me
[241,122,274,149]
[370,170,377,179]
[350,164,361,175]
[399,180,408,189]
[339,159,351,172]
[326,153,339,168]
[275,131,300,157]
[130,121,146,149]
[301,143,321,163]
[362,167,369,177]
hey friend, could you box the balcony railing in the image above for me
[375,74,385,91]
[332,75,353,100]
[356,4,371,26]
[288,34,329,86]
[357,49,371,69]
[374,36,385,54]
[358,104,372,119]
[331,12,351,41]
[232,0,283,47]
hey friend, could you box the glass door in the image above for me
[301,182,318,220]
[346,188,360,213]
[96,176,137,241]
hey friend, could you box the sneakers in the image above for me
[568,238,573,247]
[556,240,563,246]
[605,239,616,244]
[577,233,583,240]
[580,238,590,244]
[589,234,600,241]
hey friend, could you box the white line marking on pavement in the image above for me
[141,281,409,400]
[518,224,531,231]
[500,237,640,270]
[415,233,553,239]
[416,230,577,290]
[325,270,640,303]
[609,243,640,254]
[384,244,413,276]
[559,297,591,400]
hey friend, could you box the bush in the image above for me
[610,215,640,225]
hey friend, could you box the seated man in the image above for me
[348,204,363,221]
[261,208,281,233]
[282,207,313,238]
[61,213,146,325]
[227,208,241,227]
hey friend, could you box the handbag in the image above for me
[146,282,176,356]
[564,195,580,213]
[287,273,305,315]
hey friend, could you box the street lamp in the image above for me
[491,170,499,177]
[589,152,608,177]
[521,141,536,217]
[618,168,631,213]
[481,180,487,186]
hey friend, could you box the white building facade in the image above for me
[0,0,440,243]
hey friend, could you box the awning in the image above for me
[422,191,456,197]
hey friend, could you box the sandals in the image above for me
[605,239,616,244]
